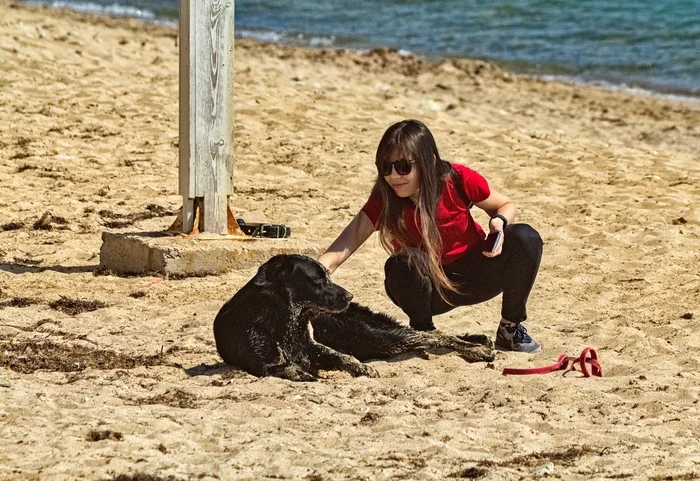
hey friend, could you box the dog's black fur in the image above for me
[213,254,377,382]
[213,254,494,382]
[308,302,495,364]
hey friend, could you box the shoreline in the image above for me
[18,0,700,103]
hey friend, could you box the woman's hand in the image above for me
[318,211,375,273]
[474,189,514,258]
[482,217,505,257]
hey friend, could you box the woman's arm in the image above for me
[474,189,515,257]
[318,210,375,274]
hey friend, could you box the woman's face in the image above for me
[383,149,420,203]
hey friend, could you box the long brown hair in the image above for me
[372,119,458,302]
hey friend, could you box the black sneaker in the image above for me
[495,322,542,353]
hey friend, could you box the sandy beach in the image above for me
[1,1,700,479]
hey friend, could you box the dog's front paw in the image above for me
[268,364,318,382]
[459,333,494,349]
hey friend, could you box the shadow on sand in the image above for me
[0,262,99,275]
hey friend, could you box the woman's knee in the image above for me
[501,225,543,272]
[384,248,429,279]
[505,224,543,252]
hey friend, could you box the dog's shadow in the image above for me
[183,347,464,381]
[183,362,244,378]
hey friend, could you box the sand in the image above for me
[1,1,699,479]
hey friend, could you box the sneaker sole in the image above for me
[495,343,542,353]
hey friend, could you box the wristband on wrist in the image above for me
[491,214,508,230]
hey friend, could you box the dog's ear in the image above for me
[253,256,292,287]
[253,263,271,286]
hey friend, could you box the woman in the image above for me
[318,120,543,353]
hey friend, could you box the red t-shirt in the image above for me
[361,163,490,265]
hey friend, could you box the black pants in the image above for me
[384,224,543,330]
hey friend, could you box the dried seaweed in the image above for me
[472,445,596,469]
[0,339,167,374]
[48,296,108,315]
[122,389,199,409]
[0,297,38,309]
[448,467,489,479]
[32,211,68,231]
[110,474,180,481]
[1,221,24,231]
[86,429,123,442]
[648,474,700,481]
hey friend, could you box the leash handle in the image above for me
[502,348,602,377]
[578,347,602,377]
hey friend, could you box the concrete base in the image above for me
[99,231,320,276]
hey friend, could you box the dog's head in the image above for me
[254,254,352,311]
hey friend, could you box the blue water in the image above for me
[24,0,700,97]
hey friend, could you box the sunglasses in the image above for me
[380,158,416,176]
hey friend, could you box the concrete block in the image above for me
[99,231,320,276]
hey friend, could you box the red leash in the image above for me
[502,347,602,377]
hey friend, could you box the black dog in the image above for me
[213,254,379,381]
[213,254,494,382]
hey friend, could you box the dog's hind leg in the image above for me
[311,311,429,361]
[415,330,495,363]
[307,341,379,378]
[458,333,492,346]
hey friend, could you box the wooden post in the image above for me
[179,0,235,234]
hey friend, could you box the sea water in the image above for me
[22,0,700,97]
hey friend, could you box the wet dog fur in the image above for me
[213,254,494,382]
[213,254,378,382]
[308,302,495,364]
